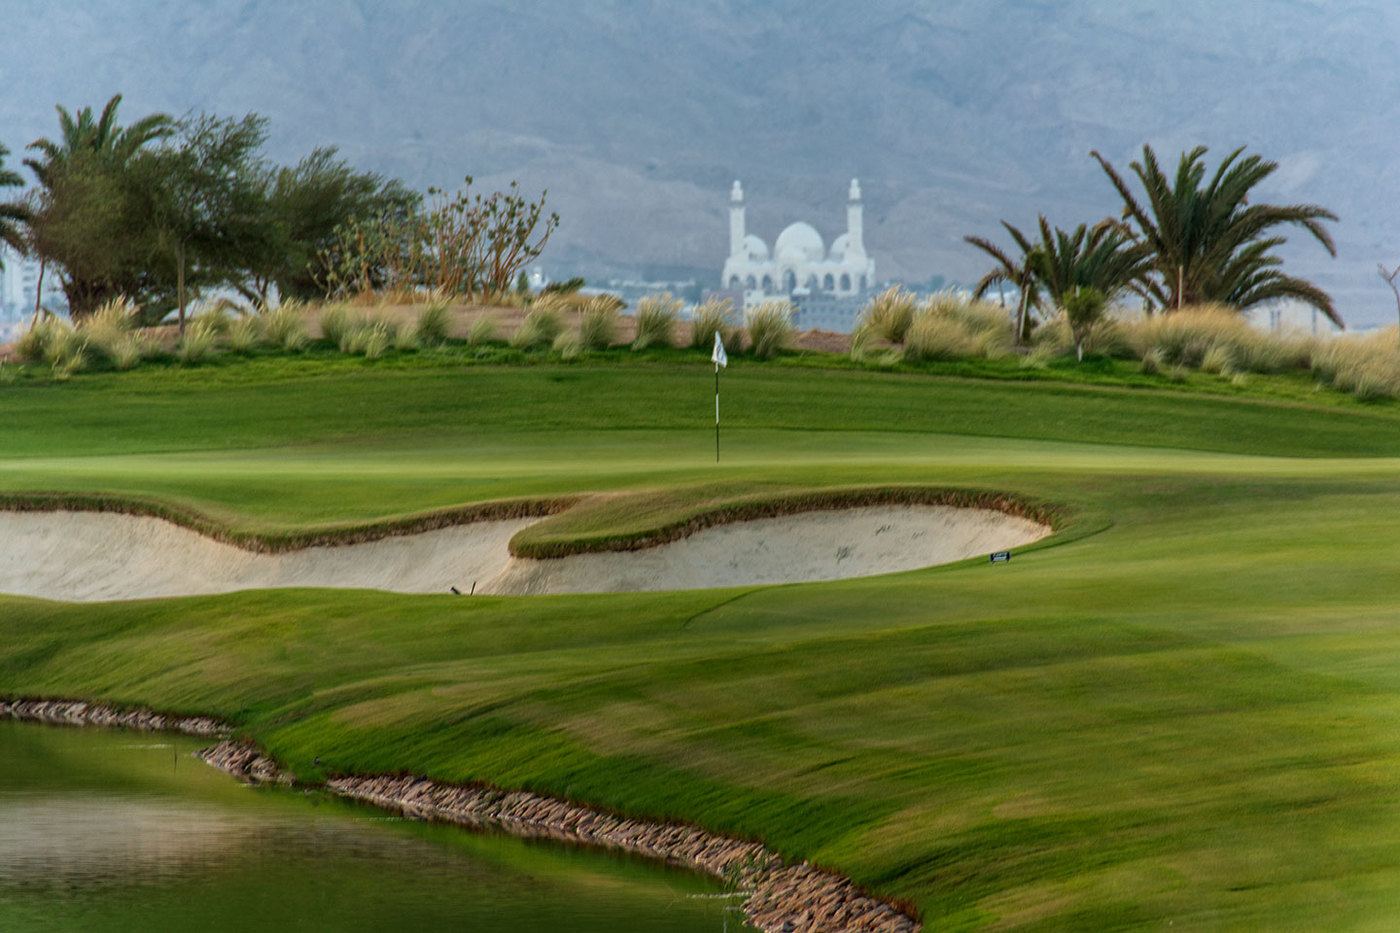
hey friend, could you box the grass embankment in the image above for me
[6,358,1400,926]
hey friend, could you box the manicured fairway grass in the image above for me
[5,352,1400,927]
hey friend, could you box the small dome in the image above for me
[774,222,825,263]
[829,233,850,261]
[742,234,769,261]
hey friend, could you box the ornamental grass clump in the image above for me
[260,300,309,352]
[689,298,739,350]
[577,296,619,350]
[466,317,497,346]
[745,300,794,360]
[904,311,977,361]
[319,304,355,347]
[177,316,221,364]
[903,293,1012,362]
[415,300,452,346]
[854,286,917,349]
[77,297,146,368]
[1125,306,1312,375]
[632,293,681,350]
[1311,329,1400,400]
[226,315,264,353]
[346,319,394,359]
[510,307,563,349]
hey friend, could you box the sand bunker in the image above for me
[0,505,1049,602]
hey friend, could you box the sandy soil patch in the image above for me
[0,505,1048,602]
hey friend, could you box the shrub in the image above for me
[260,300,309,352]
[177,317,220,364]
[632,293,681,350]
[510,307,562,349]
[745,300,794,359]
[854,286,917,346]
[416,300,452,346]
[690,298,739,351]
[466,317,497,346]
[578,296,619,350]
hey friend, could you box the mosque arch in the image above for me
[746,275,757,289]
[823,273,835,290]
[761,274,773,290]
[839,273,851,291]
[728,275,741,289]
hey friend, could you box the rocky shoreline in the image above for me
[2,700,920,932]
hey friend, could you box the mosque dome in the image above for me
[774,222,825,264]
[829,233,850,261]
[742,234,769,261]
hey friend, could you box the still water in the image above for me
[0,721,751,931]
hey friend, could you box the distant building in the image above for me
[0,246,63,317]
[721,179,875,324]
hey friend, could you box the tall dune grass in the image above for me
[578,296,620,350]
[689,298,740,351]
[745,300,794,359]
[903,293,1014,362]
[632,293,681,350]
[854,286,918,348]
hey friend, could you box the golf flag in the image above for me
[712,332,726,462]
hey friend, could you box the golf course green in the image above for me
[5,348,1400,927]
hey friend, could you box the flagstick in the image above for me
[714,360,720,463]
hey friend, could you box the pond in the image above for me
[0,720,751,931]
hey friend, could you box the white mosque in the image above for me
[722,179,875,304]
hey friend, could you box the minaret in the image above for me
[846,178,866,257]
[729,180,746,258]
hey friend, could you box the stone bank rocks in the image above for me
[321,774,919,933]
[0,698,226,736]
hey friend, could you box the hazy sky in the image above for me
[3,0,1397,324]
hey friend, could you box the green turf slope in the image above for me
[4,354,1400,927]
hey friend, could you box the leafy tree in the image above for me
[1091,144,1340,325]
[252,147,418,302]
[0,143,27,260]
[139,113,270,330]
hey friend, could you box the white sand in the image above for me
[0,505,1049,603]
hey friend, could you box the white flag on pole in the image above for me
[711,331,728,368]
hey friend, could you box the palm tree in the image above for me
[965,222,1043,344]
[0,143,28,260]
[1091,144,1340,326]
[24,94,173,187]
[1028,216,1151,307]
[967,217,1148,344]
